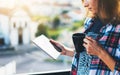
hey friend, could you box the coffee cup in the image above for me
[72,33,85,53]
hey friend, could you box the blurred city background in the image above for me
[0,0,85,74]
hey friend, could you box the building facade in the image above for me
[0,10,34,47]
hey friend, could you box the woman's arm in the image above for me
[98,48,116,71]
[83,36,116,71]
[62,47,75,57]
[98,43,120,73]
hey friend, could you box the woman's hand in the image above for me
[50,39,74,57]
[83,36,116,71]
[83,36,103,56]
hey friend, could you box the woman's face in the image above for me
[82,0,98,16]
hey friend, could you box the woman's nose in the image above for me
[83,0,89,7]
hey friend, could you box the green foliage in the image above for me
[47,29,61,40]
[52,16,60,29]
[35,23,48,37]
[32,15,51,22]
[44,58,72,64]
[35,23,61,40]
[61,10,69,14]
[35,16,85,40]
[69,20,84,31]
[44,58,63,63]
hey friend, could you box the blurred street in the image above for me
[0,44,72,74]
[0,0,84,74]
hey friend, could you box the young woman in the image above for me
[50,0,120,75]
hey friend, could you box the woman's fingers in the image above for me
[83,42,91,54]
[50,39,58,44]
[83,37,92,45]
[83,36,97,45]
[50,39,64,53]
[86,36,96,42]
[83,36,97,55]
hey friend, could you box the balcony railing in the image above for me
[16,69,70,75]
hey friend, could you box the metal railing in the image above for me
[17,69,70,75]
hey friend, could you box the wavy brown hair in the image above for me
[97,0,120,25]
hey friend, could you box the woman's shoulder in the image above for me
[109,23,120,32]
[100,23,120,33]
[115,24,120,32]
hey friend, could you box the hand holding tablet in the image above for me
[32,34,61,60]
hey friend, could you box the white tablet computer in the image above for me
[32,34,61,60]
